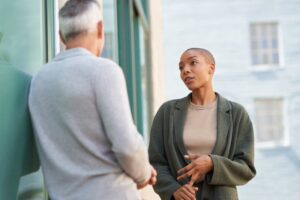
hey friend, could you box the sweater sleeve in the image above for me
[93,60,151,184]
[207,106,256,186]
[149,105,181,200]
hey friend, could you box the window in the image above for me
[102,0,118,61]
[254,98,288,147]
[250,23,280,66]
[102,32,114,59]
[0,0,49,199]
[0,0,46,74]
[117,0,151,136]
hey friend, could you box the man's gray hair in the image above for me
[59,0,103,41]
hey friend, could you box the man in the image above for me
[29,0,156,199]
[0,62,39,199]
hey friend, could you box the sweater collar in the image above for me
[175,92,231,113]
[53,48,95,62]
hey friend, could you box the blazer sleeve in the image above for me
[148,105,181,200]
[93,61,151,184]
[207,106,256,186]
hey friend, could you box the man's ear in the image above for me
[97,21,104,39]
[59,31,66,45]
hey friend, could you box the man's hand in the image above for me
[173,184,198,200]
[177,154,213,185]
[137,166,157,189]
[148,166,157,185]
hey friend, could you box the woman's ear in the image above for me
[209,64,215,75]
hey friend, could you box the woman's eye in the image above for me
[191,60,197,65]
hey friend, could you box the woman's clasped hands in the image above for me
[173,154,213,200]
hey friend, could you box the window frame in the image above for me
[254,97,290,148]
[249,21,285,71]
[116,0,152,136]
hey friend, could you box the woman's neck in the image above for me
[191,88,216,105]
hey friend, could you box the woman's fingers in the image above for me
[177,169,193,180]
[182,185,197,200]
[173,184,197,200]
[178,192,193,200]
[184,154,199,160]
[177,163,193,174]
[184,184,198,194]
[188,174,201,186]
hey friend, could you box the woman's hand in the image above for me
[177,154,213,185]
[173,184,198,200]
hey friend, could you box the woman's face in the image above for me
[179,50,214,91]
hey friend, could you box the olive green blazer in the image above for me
[148,94,256,200]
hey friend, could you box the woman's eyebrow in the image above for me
[187,56,198,60]
[179,56,199,66]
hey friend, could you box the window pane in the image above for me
[261,25,267,37]
[255,98,284,143]
[250,23,280,66]
[102,0,118,61]
[272,38,278,48]
[272,53,279,64]
[262,39,268,49]
[0,0,45,74]
[262,53,268,64]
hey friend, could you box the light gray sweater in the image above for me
[29,48,151,200]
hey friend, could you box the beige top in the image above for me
[183,97,218,156]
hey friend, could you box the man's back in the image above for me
[29,48,151,200]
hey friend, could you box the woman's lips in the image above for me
[184,77,194,84]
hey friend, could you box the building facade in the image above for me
[163,0,300,199]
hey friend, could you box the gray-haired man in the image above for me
[29,0,156,199]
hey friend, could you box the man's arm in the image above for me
[93,60,151,184]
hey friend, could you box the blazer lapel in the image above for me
[173,96,189,160]
[212,94,232,155]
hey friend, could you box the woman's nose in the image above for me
[182,67,191,74]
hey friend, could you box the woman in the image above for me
[148,48,256,200]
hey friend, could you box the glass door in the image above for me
[0,0,49,199]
